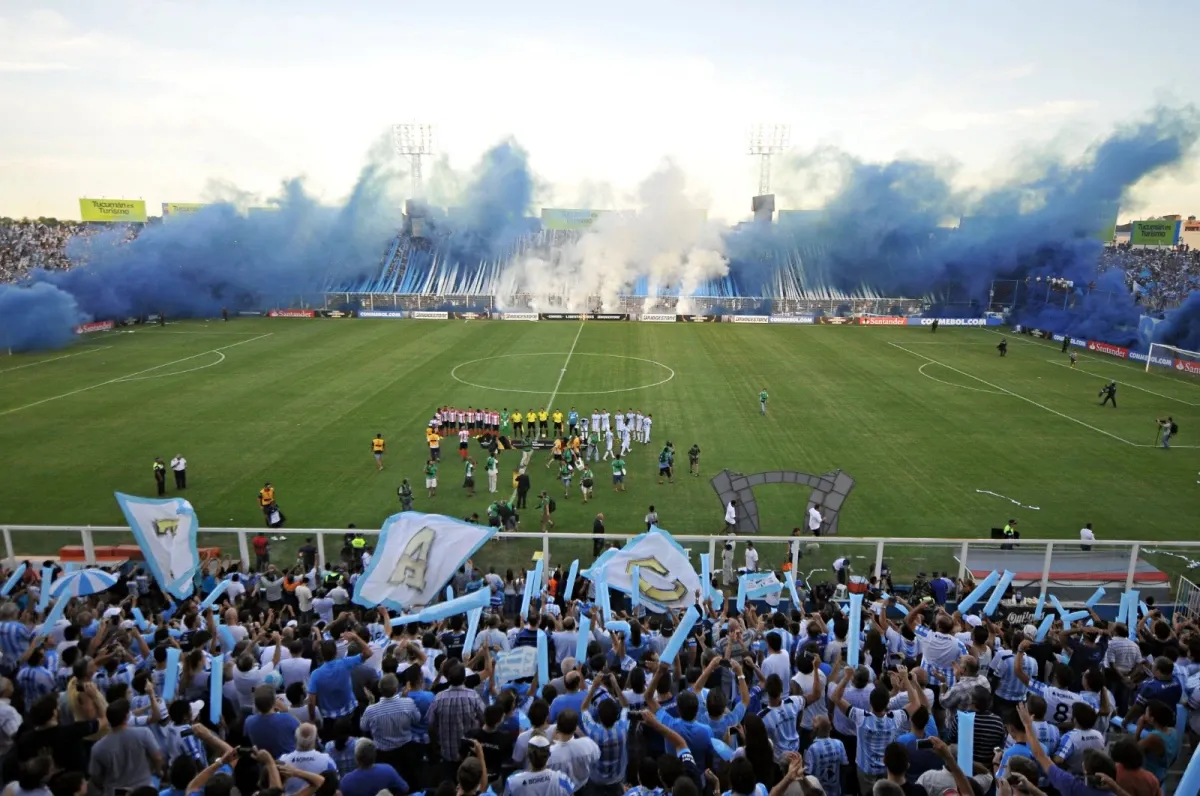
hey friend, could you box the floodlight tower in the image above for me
[392,123,433,197]
[747,124,790,195]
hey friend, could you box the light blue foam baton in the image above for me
[40,597,68,636]
[519,568,537,621]
[712,738,736,762]
[604,620,631,636]
[700,553,712,602]
[199,577,233,611]
[660,606,700,665]
[0,563,26,597]
[37,566,54,613]
[630,565,641,610]
[209,654,224,723]
[463,607,483,656]
[576,616,591,662]
[419,585,491,623]
[1033,593,1046,620]
[162,647,181,701]
[956,711,975,772]
[1085,587,1106,609]
[536,629,550,683]
[847,592,863,667]
[564,560,579,604]
[982,570,1016,617]
[1034,614,1056,642]
[956,570,998,614]
[785,570,802,612]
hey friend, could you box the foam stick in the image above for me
[983,570,1016,616]
[37,566,53,613]
[217,623,237,653]
[956,711,975,773]
[390,614,422,627]
[700,554,712,602]
[660,606,700,665]
[40,597,68,636]
[419,585,491,623]
[956,570,999,614]
[1048,594,1068,619]
[0,563,26,597]
[1125,589,1140,624]
[463,607,483,656]
[199,577,232,611]
[564,560,579,604]
[1083,586,1105,609]
[630,565,641,610]
[712,738,736,762]
[536,629,550,684]
[445,585,454,602]
[785,570,802,611]
[1033,593,1046,620]
[162,647,181,701]
[533,560,544,592]
[1034,614,1056,642]
[209,654,224,723]
[736,576,747,613]
[519,569,536,621]
[1139,601,1150,618]
[847,592,863,667]
[604,620,631,636]
[1062,610,1090,625]
[575,616,591,662]
[597,576,612,621]
[1176,723,1200,796]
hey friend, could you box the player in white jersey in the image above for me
[591,410,601,433]
[642,413,653,444]
[634,411,645,442]
[603,429,614,459]
[620,427,632,456]
[615,413,625,434]
[458,428,471,461]
[601,410,611,432]
[625,409,635,433]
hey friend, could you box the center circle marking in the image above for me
[450,352,676,395]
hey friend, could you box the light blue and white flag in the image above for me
[494,646,538,685]
[354,511,496,611]
[582,527,700,611]
[115,492,199,601]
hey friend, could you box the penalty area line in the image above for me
[0,333,273,417]
[0,345,112,375]
[888,342,1141,448]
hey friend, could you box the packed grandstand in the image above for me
[1,218,1195,315]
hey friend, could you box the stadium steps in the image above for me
[386,239,414,293]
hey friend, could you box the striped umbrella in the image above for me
[50,568,119,598]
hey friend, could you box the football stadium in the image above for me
[4,9,1200,793]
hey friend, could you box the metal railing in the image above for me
[4,525,1199,604]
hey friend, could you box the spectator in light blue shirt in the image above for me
[548,671,587,721]
[244,684,301,758]
[307,634,367,732]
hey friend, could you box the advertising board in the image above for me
[540,209,608,230]
[162,202,209,219]
[502,313,539,321]
[1086,340,1129,359]
[727,315,769,324]
[678,315,717,322]
[79,198,147,223]
[857,317,908,326]
[74,320,114,334]
[411,311,450,320]
[769,316,815,324]
[359,311,408,318]
[910,318,989,327]
[1130,220,1181,246]
[319,310,355,318]
[640,314,677,323]
[267,309,316,318]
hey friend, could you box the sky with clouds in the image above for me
[1,0,1196,222]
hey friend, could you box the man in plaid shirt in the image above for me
[579,673,629,795]
[803,716,848,796]
[905,608,967,688]
[0,604,32,676]
[427,661,485,781]
[832,665,923,795]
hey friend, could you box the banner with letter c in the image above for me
[354,512,495,611]
[582,527,700,611]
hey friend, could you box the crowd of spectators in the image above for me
[0,219,142,285]
[1100,244,1198,312]
[0,546,1195,796]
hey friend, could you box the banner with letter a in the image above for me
[354,512,496,611]
[114,493,200,600]
[583,526,700,611]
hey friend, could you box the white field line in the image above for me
[1042,360,1200,407]
[547,322,585,406]
[0,345,112,374]
[0,333,273,417]
[888,342,1184,448]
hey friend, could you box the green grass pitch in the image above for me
[0,318,1196,579]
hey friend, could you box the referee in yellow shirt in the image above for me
[371,434,385,471]
[512,410,524,437]
[552,409,564,437]
[537,408,549,438]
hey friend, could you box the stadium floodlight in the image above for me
[1147,342,1200,375]
[747,124,790,196]
[392,123,433,197]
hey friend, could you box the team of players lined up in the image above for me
[368,406,703,518]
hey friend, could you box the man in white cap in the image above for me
[507,735,574,796]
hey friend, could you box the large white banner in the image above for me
[584,527,700,611]
[114,493,199,600]
[354,512,496,611]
